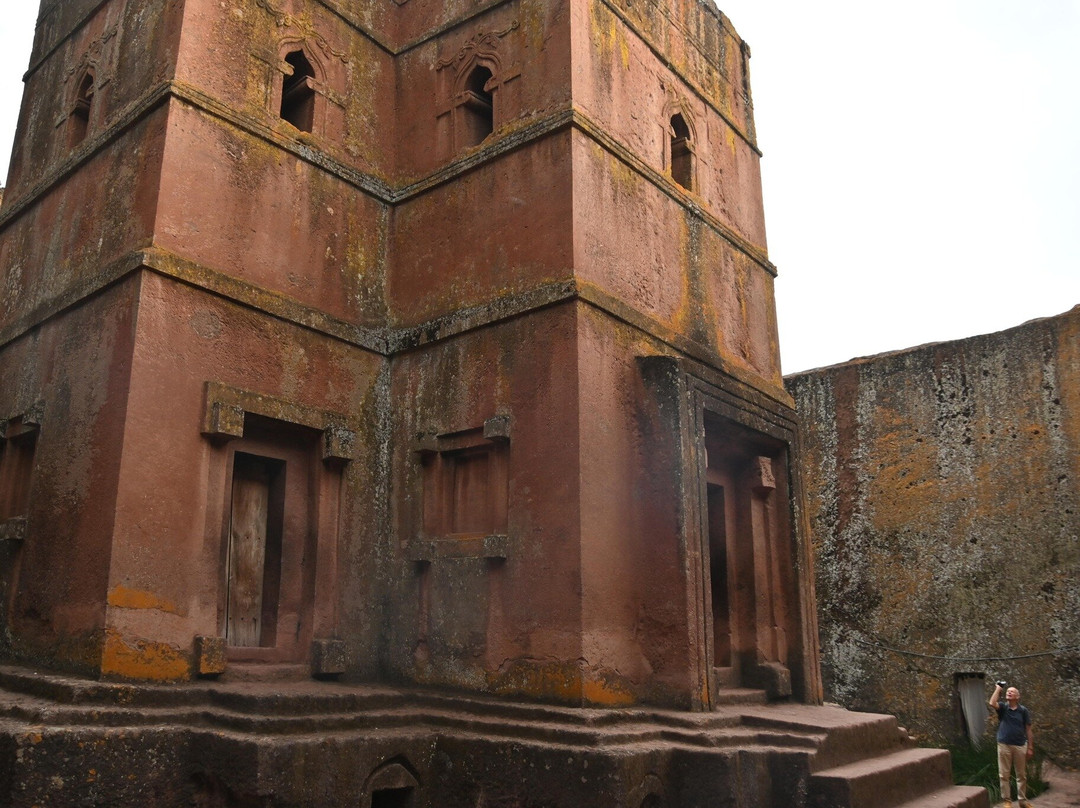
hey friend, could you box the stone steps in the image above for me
[0,664,991,807]
[809,747,989,808]
[0,663,772,738]
[909,785,990,808]
[216,662,311,682]
[738,703,913,771]
[0,689,817,755]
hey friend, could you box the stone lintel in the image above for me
[1,401,45,439]
[202,401,245,439]
[201,382,357,461]
[749,455,776,492]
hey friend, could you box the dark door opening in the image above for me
[706,481,732,671]
[701,417,794,702]
[371,787,415,808]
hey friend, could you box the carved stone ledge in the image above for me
[483,414,512,441]
[406,534,510,562]
[322,424,356,463]
[0,517,27,543]
[311,638,347,677]
[194,635,227,676]
[202,401,245,439]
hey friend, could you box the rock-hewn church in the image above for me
[0,0,986,804]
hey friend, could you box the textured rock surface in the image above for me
[787,306,1080,767]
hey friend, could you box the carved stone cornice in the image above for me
[254,0,350,63]
[435,21,518,72]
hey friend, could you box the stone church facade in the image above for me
[0,0,988,805]
[1,0,816,710]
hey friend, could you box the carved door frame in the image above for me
[665,361,821,709]
[201,383,355,667]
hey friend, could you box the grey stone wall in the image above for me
[786,305,1080,766]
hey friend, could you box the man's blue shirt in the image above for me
[996,702,1031,746]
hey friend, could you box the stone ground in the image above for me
[1014,762,1080,806]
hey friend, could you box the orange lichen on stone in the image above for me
[487,660,586,703]
[100,630,190,681]
[581,671,636,706]
[106,586,179,614]
[485,658,639,706]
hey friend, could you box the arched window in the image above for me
[670,113,693,191]
[69,71,95,146]
[363,760,419,808]
[280,50,316,132]
[461,65,494,146]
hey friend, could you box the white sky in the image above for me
[720,0,1080,372]
[2,3,1078,373]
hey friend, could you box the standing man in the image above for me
[988,682,1034,808]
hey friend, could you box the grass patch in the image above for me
[946,741,1047,801]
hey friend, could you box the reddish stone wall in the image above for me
[0,111,166,330]
[571,129,779,384]
[154,103,390,326]
[386,303,587,700]
[4,0,183,201]
[570,0,780,386]
[389,132,576,327]
[0,278,140,674]
[100,273,384,680]
[787,306,1080,765]
[578,306,692,704]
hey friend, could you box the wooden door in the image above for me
[226,457,271,647]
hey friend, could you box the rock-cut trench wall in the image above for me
[785,305,1080,767]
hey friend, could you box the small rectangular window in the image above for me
[0,428,38,521]
[420,426,508,540]
[461,66,494,146]
[670,113,693,191]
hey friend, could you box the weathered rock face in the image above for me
[787,306,1080,766]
